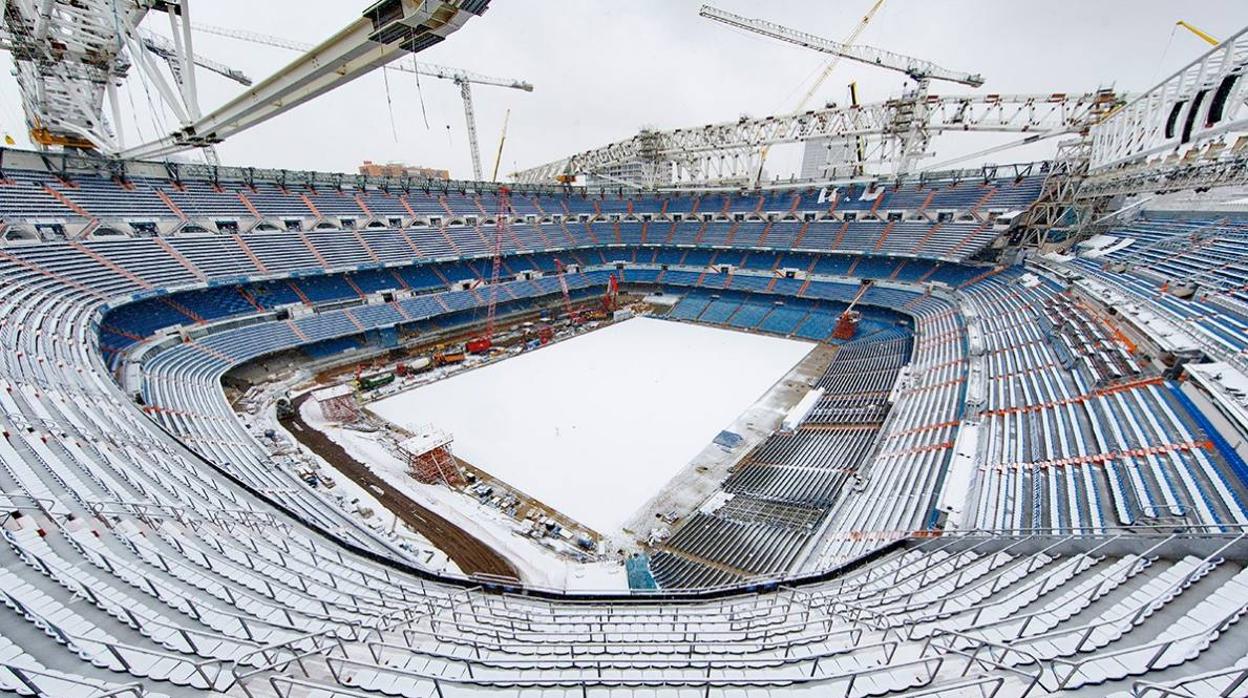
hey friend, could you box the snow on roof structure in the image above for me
[399,426,454,458]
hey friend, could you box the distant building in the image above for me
[359,160,450,180]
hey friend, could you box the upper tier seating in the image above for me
[0,176,1246,695]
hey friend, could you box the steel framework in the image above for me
[513,90,1119,189]
[1048,23,1248,241]
[1,0,489,158]
[1088,23,1248,172]
[190,22,533,181]
[1,0,151,149]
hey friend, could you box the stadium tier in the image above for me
[0,156,1247,698]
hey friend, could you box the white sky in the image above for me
[0,1,1244,179]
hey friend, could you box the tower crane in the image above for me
[699,6,983,88]
[192,23,533,180]
[700,4,984,178]
[698,1,886,187]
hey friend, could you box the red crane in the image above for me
[833,280,872,341]
[553,258,580,324]
[466,187,511,354]
[602,273,619,313]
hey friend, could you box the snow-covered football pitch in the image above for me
[368,317,813,535]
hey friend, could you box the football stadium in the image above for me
[0,0,1247,695]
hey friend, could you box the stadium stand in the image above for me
[2,155,1248,697]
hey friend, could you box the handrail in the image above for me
[231,622,361,698]
[0,663,151,698]
[364,637,898,673]
[923,628,1049,694]
[1047,598,1248,690]
[1004,533,1240,654]
[1130,665,1248,697]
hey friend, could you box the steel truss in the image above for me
[1089,24,1248,172]
[513,90,1119,189]
[1037,23,1248,243]
[1,0,151,149]
[1,0,489,159]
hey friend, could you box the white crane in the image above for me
[135,29,252,87]
[699,5,983,88]
[700,5,985,176]
[192,22,533,180]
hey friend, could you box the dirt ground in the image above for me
[282,393,520,580]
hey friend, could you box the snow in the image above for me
[300,398,628,590]
[368,317,814,535]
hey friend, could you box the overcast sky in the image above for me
[0,1,1244,180]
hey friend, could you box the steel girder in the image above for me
[2,0,151,149]
[513,90,1118,188]
[117,0,487,160]
[1089,24,1248,172]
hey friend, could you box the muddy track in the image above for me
[282,393,519,580]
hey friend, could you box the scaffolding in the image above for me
[399,427,463,486]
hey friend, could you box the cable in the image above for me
[412,56,431,130]
[382,62,399,142]
[1149,24,1178,88]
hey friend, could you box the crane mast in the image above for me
[467,187,512,354]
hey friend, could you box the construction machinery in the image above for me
[833,281,872,341]
[701,6,983,88]
[433,346,466,366]
[191,22,532,180]
[603,274,620,314]
[491,108,512,182]
[466,187,512,354]
[356,371,395,391]
[700,1,888,186]
[552,258,581,325]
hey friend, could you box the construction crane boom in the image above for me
[136,29,252,87]
[192,21,531,179]
[194,23,534,91]
[491,108,511,182]
[797,1,885,114]
[116,0,487,160]
[699,5,983,88]
[1176,20,1220,46]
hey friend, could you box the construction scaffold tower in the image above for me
[400,427,463,487]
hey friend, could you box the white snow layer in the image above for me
[369,317,813,534]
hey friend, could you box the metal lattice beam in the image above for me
[2,0,150,149]
[514,90,1119,188]
[1089,24,1248,173]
